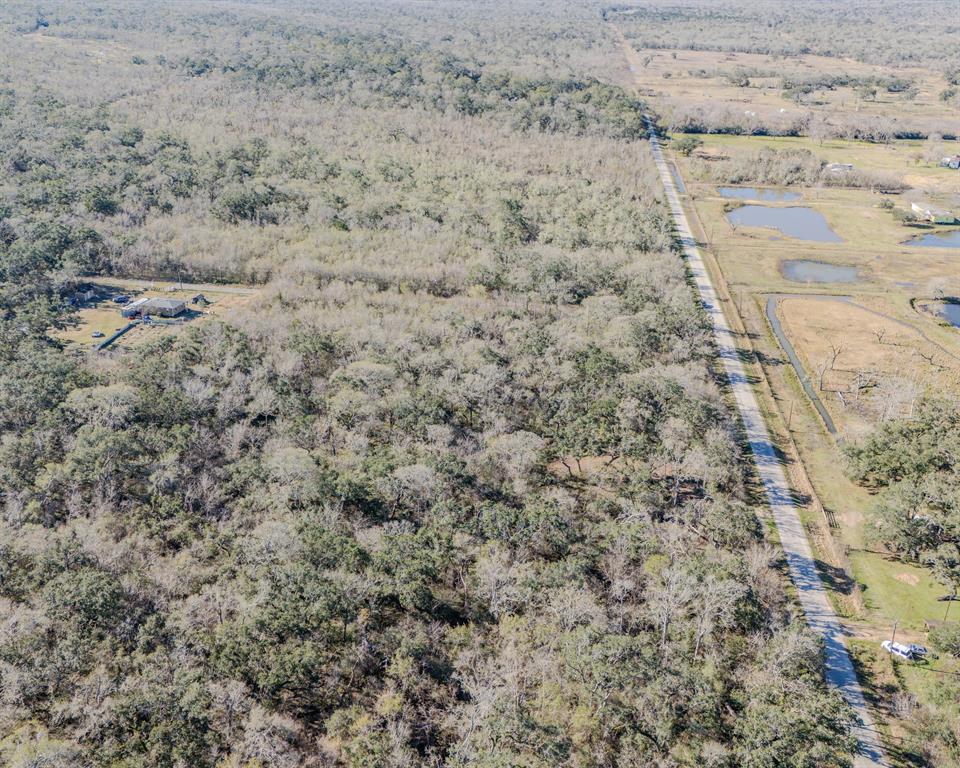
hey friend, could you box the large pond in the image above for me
[903,230,960,249]
[781,260,861,284]
[718,186,801,202]
[726,205,842,242]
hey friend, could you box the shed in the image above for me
[825,162,854,174]
[70,283,98,303]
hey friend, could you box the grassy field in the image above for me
[776,296,960,438]
[851,553,953,630]
[675,134,960,438]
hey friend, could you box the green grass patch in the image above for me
[848,551,947,630]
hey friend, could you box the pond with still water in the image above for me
[718,187,801,202]
[781,260,861,284]
[940,303,960,327]
[903,230,960,249]
[726,205,842,242]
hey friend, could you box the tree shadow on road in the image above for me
[814,558,862,596]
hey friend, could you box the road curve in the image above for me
[646,123,886,767]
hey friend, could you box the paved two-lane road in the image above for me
[646,122,886,767]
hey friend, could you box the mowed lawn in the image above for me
[850,551,952,630]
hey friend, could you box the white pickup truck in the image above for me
[881,640,928,661]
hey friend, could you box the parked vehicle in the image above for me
[905,643,928,657]
[881,640,916,661]
[91,331,105,338]
[112,295,130,304]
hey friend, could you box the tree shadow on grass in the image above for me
[814,559,861,596]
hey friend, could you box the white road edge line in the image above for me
[645,121,886,767]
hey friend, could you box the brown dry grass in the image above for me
[778,296,960,438]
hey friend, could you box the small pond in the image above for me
[781,260,861,284]
[903,230,960,249]
[726,205,842,243]
[718,186,801,202]
[940,303,960,327]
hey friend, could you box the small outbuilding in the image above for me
[940,155,960,170]
[70,284,98,304]
[825,162,854,174]
[912,202,957,224]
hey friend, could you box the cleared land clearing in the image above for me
[674,137,960,305]
[688,187,960,296]
[55,279,258,350]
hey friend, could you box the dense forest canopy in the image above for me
[0,2,860,766]
[0,0,652,285]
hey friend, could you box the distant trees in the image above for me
[665,100,955,142]
[891,207,919,225]
[609,1,952,69]
[692,146,906,191]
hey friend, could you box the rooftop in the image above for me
[145,297,186,310]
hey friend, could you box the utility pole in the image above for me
[945,590,957,623]
[890,620,898,645]
[787,401,794,431]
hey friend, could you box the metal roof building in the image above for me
[120,297,186,318]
